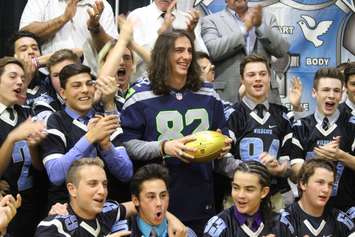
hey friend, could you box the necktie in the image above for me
[246,217,254,229]
[79,116,90,125]
[150,228,157,237]
[255,104,265,118]
[322,117,329,130]
[6,107,15,121]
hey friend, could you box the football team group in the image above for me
[0,0,355,236]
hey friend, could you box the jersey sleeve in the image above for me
[120,88,147,142]
[278,111,296,163]
[35,216,72,237]
[203,215,228,237]
[278,210,296,237]
[334,209,355,236]
[101,201,129,233]
[290,119,307,166]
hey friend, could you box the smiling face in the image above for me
[68,165,108,220]
[60,73,95,116]
[300,167,334,211]
[0,63,25,106]
[231,171,269,216]
[133,179,169,226]
[241,62,270,103]
[313,77,342,116]
[169,36,192,82]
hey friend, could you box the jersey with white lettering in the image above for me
[292,112,355,209]
[203,206,280,237]
[228,101,294,194]
[35,201,128,237]
[120,79,226,221]
[279,202,355,237]
[40,110,129,207]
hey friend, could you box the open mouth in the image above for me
[325,101,335,110]
[237,200,248,208]
[318,195,328,202]
[154,211,163,220]
[117,68,127,77]
[93,198,104,205]
[78,96,91,101]
[253,84,263,90]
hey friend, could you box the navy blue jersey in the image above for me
[203,206,280,237]
[292,111,355,209]
[0,105,39,237]
[32,90,64,121]
[228,100,294,194]
[339,99,354,115]
[39,110,130,207]
[279,202,355,236]
[25,71,49,108]
[120,79,226,221]
[35,201,127,237]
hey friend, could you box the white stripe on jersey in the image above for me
[43,153,64,165]
[33,100,56,112]
[47,129,67,147]
[290,158,304,166]
[37,219,71,237]
[282,133,293,147]
[80,219,101,236]
[292,138,303,150]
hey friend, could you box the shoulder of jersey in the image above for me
[125,77,152,99]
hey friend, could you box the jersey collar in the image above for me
[314,108,339,126]
[242,96,270,111]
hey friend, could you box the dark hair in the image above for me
[47,49,80,73]
[233,161,273,227]
[148,29,202,95]
[8,31,41,56]
[59,63,91,89]
[313,67,344,89]
[195,51,211,61]
[66,157,105,186]
[130,164,169,198]
[344,62,355,86]
[297,158,336,198]
[240,54,271,77]
[0,57,24,77]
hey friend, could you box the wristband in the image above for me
[160,140,167,156]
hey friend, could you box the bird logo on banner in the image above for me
[298,15,332,47]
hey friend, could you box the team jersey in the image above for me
[39,110,129,207]
[203,206,280,237]
[32,84,64,121]
[292,110,355,209]
[0,105,39,236]
[279,202,355,236]
[120,79,226,221]
[35,200,128,237]
[25,71,48,108]
[339,99,355,115]
[228,98,294,194]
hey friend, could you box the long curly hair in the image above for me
[148,29,202,95]
[232,161,274,227]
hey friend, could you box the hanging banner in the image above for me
[185,0,355,114]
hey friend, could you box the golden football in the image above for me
[185,131,226,162]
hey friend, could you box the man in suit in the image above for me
[201,0,289,104]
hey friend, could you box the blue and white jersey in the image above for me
[121,79,226,142]
[120,79,227,221]
[35,200,128,237]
